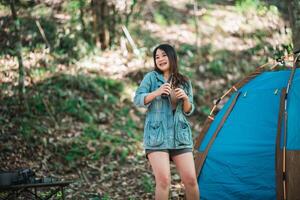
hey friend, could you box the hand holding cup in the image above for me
[174,88,188,101]
[156,83,172,96]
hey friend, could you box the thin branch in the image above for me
[121,25,140,56]
[35,19,51,51]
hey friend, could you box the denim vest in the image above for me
[133,70,195,150]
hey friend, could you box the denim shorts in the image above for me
[145,148,193,162]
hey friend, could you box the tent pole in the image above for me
[275,89,286,200]
[195,92,240,178]
[282,53,300,200]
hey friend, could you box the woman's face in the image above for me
[155,48,170,73]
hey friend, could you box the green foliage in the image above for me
[19,117,34,139]
[140,173,154,193]
[196,0,222,5]
[0,73,136,158]
[34,75,98,123]
[269,5,279,15]
[276,43,293,57]
[251,30,270,41]
[0,2,7,8]
[153,0,186,25]
[57,34,77,52]
[153,12,168,26]
[30,64,57,78]
[64,121,136,165]
[67,0,86,16]
[23,17,57,49]
[129,24,158,52]
[61,97,93,122]
[93,77,124,96]
[177,43,197,57]
[113,107,139,140]
[235,0,262,11]
[54,34,91,61]
[6,74,137,166]
[234,0,277,15]
[200,105,211,116]
[0,1,95,59]
[19,116,48,140]
[28,93,46,113]
[0,15,57,56]
[208,59,225,76]
[65,142,90,162]
[35,190,64,199]
[101,194,111,200]
[0,0,35,7]
[175,43,198,79]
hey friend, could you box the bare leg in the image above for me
[148,151,171,200]
[172,152,199,200]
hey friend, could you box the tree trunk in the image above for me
[79,0,86,38]
[109,4,116,47]
[125,0,137,27]
[10,0,25,104]
[91,0,110,50]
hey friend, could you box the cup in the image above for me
[161,74,173,98]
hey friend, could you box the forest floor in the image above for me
[0,0,291,199]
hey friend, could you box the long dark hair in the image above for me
[153,44,188,88]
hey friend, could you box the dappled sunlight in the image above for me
[76,49,153,79]
[139,1,290,53]
[142,21,197,46]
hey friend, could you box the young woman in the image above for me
[133,44,199,199]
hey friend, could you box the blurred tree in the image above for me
[90,0,138,50]
[286,0,300,55]
[91,0,110,49]
[0,0,36,107]
[78,0,87,38]
[8,0,25,104]
[125,0,137,27]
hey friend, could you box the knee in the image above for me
[182,175,198,188]
[156,175,171,190]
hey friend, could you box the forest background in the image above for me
[0,0,299,199]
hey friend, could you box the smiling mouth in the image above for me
[159,62,167,67]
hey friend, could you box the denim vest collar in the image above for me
[153,70,167,83]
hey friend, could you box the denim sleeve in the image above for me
[183,80,195,117]
[133,72,153,108]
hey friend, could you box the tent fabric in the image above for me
[197,69,300,200]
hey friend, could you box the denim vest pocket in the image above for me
[146,120,164,147]
[175,120,192,145]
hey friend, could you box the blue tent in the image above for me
[194,59,300,200]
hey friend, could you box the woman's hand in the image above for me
[143,83,171,106]
[155,83,172,96]
[174,88,188,101]
[175,87,192,114]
